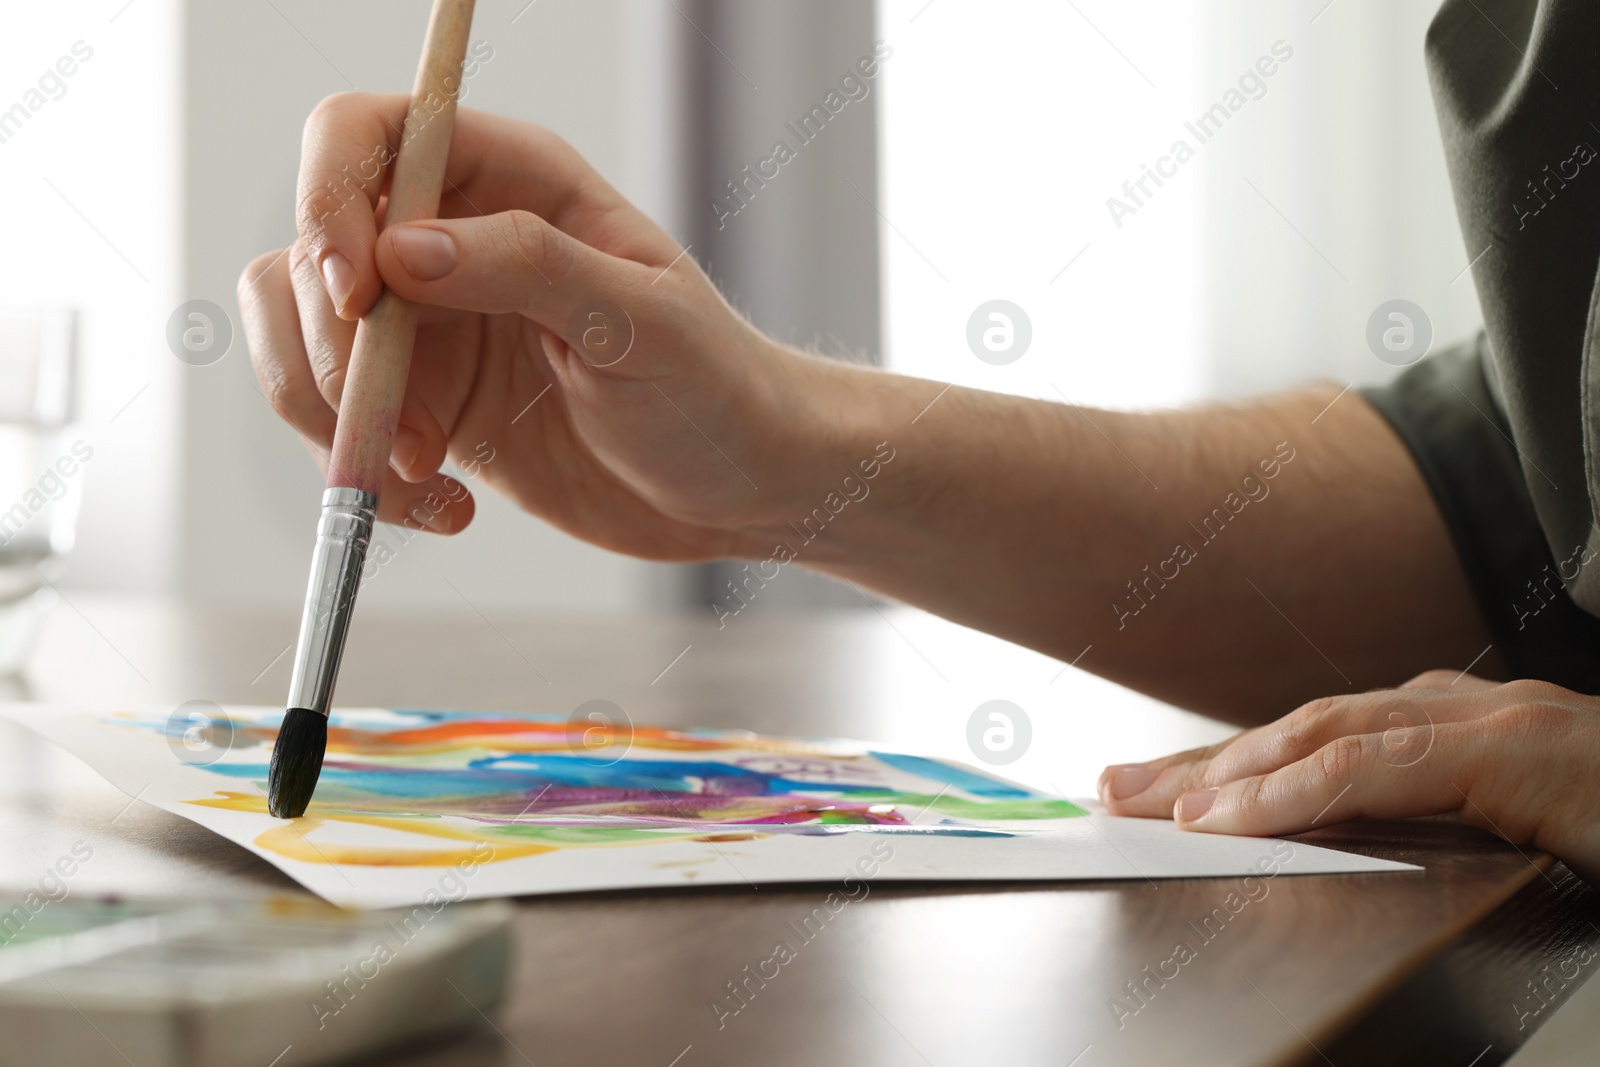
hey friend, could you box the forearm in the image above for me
[749,355,1500,724]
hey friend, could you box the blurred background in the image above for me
[0,0,1481,619]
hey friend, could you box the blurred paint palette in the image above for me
[0,895,510,1067]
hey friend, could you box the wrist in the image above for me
[727,345,937,569]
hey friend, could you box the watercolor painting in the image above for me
[169,709,1088,868]
[0,704,1418,908]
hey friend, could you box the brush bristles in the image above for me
[268,707,328,818]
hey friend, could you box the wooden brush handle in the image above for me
[325,0,476,495]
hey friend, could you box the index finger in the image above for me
[297,92,660,320]
[1171,723,1491,836]
[297,92,409,319]
[1105,684,1510,819]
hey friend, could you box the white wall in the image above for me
[879,0,1482,405]
[878,0,1206,411]
[1198,0,1483,397]
[177,0,692,614]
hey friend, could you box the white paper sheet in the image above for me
[0,703,1416,908]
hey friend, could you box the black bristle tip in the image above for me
[268,707,328,818]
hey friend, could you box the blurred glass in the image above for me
[0,309,80,674]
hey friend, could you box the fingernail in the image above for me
[1177,788,1218,823]
[1108,765,1159,800]
[320,252,357,312]
[391,226,458,281]
[391,426,423,475]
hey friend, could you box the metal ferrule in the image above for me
[285,487,377,718]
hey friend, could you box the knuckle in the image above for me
[1404,669,1458,690]
[1488,701,1572,743]
[1498,678,1569,705]
[308,360,345,407]
[1178,760,1219,794]
[500,211,578,302]
[295,186,338,245]
[297,177,366,248]
[504,210,553,268]
[1234,774,1271,816]
[524,126,586,188]
[1315,734,1368,783]
[236,251,281,307]
[524,124,575,167]
[254,357,300,421]
[1278,696,1343,759]
[297,93,381,240]
[1198,738,1238,764]
[304,91,363,136]
[287,242,328,315]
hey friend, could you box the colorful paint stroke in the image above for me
[133,709,1084,868]
[0,702,1423,907]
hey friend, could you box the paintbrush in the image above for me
[269,0,478,818]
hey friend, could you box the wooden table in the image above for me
[2,597,1594,1067]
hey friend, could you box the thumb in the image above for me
[376,211,644,339]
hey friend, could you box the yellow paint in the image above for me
[194,791,557,868]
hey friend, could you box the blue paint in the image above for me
[473,753,905,798]
[868,751,1034,798]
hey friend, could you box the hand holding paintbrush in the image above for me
[269,0,478,818]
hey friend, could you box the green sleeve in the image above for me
[1360,334,1600,691]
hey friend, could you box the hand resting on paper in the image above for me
[1099,672,1600,883]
